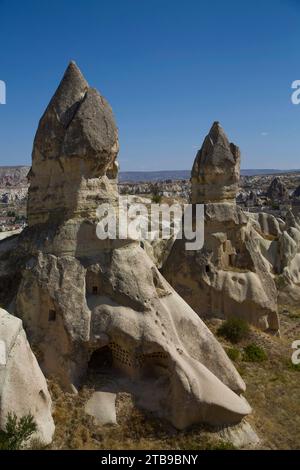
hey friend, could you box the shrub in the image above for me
[205,440,236,450]
[0,413,37,450]
[7,210,16,218]
[226,347,240,361]
[242,343,267,362]
[217,317,250,344]
[287,361,300,372]
[152,193,162,204]
[275,274,288,290]
[150,183,162,203]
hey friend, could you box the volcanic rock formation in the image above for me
[266,176,289,202]
[191,121,240,204]
[0,63,252,430]
[163,123,280,332]
[0,308,55,445]
[27,61,119,226]
[253,209,300,305]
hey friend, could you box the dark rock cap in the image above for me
[266,177,288,200]
[27,62,119,226]
[191,122,240,203]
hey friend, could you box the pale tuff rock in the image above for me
[85,391,117,425]
[10,64,252,429]
[254,209,300,305]
[27,61,119,226]
[0,308,55,445]
[15,232,250,428]
[252,212,284,239]
[163,123,279,332]
[266,176,288,202]
[191,122,240,204]
[218,420,260,448]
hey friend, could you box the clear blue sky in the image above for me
[0,0,300,171]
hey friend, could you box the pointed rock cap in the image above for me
[204,121,229,148]
[285,209,298,229]
[31,61,90,164]
[48,61,89,125]
[266,176,288,200]
[191,121,240,203]
[28,62,119,226]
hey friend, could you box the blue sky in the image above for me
[0,0,300,171]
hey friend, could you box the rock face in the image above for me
[27,61,119,226]
[163,123,279,332]
[191,122,240,204]
[0,308,55,445]
[292,185,300,199]
[2,63,252,430]
[254,210,300,305]
[266,177,288,202]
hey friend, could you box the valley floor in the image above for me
[44,305,300,450]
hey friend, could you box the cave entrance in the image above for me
[88,346,113,371]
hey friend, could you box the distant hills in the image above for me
[0,166,30,186]
[241,169,300,177]
[0,166,300,184]
[119,170,190,182]
[119,169,300,182]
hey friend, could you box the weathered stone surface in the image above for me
[266,176,288,201]
[191,122,240,203]
[85,391,117,425]
[163,125,279,332]
[254,209,300,305]
[15,236,251,428]
[0,308,55,445]
[163,204,279,331]
[10,65,251,429]
[251,212,283,239]
[27,61,119,226]
[218,420,260,448]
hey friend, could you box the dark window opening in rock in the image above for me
[140,241,144,249]
[140,353,169,379]
[39,390,47,402]
[205,265,210,273]
[48,309,56,322]
[92,286,98,294]
[88,346,113,370]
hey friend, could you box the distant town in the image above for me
[1,165,300,235]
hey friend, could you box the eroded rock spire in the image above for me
[191,121,240,203]
[27,61,119,226]
[15,65,252,431]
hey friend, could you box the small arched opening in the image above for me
[88,346,113,371]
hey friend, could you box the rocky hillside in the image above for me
[0,166,29,187]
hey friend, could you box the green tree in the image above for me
[0,413,37,450]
